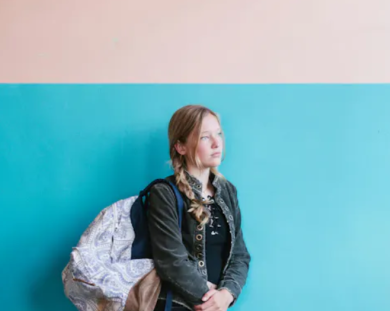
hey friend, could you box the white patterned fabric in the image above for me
[62,196,155,311]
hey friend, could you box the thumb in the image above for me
[202,289,217,302]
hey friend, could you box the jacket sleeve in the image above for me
[147,183,210,306]
[218,184,251,306]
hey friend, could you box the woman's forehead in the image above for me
[201,114,220,132]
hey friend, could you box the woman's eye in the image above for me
[218,132,223,136]
[201,136,209,140]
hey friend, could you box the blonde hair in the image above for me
[168,105,226,225]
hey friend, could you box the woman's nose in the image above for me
[212,135,220,147]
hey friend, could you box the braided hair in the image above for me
[167,105,226,225]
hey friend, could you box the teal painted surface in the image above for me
[0,84,389,311]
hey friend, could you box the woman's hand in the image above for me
[194,288,234,311]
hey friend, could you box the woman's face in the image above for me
[192,113,223,169]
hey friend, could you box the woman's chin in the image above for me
[208,159,222,167]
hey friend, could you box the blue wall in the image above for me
[1,84,389,311]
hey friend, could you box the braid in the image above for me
[172,153,210,225]
[167,105,226,224]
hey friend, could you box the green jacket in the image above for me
[148,170,251,310]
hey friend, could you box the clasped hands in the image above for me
[193,281,233,311]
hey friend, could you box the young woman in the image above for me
[149,105,251,311]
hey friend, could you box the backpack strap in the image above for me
[139,179,184,311]
[139,179,184,228]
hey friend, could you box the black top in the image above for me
[202,194,231,285]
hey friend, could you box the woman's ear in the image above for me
[174,141,187,155]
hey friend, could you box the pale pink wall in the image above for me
[1,0,390,83]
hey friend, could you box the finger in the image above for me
[195,298,216,311]
[194,298,212,311]
[202,289,218,302]
[194,301,215,311]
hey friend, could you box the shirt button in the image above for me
[202,270,207,275]
[199,260,205,267]
[229,215,233,220]
[197,225,203,231]
[196,234,203,241]
[196,253,203,259]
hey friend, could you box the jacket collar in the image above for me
[184,169,221,198]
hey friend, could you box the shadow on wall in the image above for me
[29,126,171,311]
